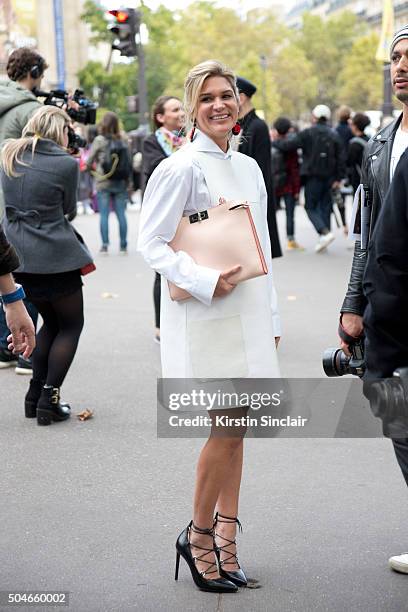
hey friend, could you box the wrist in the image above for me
[1,284,26,305]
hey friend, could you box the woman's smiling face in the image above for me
[195,76,239,150]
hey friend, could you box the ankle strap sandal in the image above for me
[214,513,243,569]
[189,521,219,578]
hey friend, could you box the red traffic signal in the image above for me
[107,7,138,57]
[108,10,129,23]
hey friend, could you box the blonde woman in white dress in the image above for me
[138,60,281,593]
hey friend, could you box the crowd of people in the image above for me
[1,21,408,598]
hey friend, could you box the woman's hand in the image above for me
[213,265,241,298]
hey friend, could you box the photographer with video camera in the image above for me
[0,47,48,374]
[338,25,408,575]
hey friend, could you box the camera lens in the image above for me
[322,348,350,377]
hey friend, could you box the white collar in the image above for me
[189,128,232,159]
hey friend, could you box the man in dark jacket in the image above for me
[335,105,353,150]
[272,104,345,252]
[340,24,408,575]
[0,226,35,358]
[236,77,282,258]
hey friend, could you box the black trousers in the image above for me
[392,439,408,487]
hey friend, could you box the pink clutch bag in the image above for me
[168,200,268,301]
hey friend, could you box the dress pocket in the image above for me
[187,315,248,378]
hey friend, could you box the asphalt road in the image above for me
[1,202,407,612]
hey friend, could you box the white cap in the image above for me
[312,104,331,120]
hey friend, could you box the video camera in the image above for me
[33,88,97,125]
[364,368,408,438]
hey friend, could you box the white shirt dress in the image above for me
[138,130,281,379]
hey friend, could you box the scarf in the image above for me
[155,126,184,157]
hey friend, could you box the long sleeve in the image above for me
[256,164,281,336]
[0,224,19,276]
[137,155,220,305]
[341,146,370,315]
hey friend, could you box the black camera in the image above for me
[322,338,365,378]
[33,88,97,125]
[364,368,408,438]
[67,126,86,154]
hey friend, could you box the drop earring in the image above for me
[231,122,241,136]
[190,119,197,142]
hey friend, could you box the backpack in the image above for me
[101,137,132,181]
[309,127,337,179]
[271,147,287,190]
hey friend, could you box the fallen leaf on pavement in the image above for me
[77,409,94,421]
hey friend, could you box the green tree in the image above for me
[78,61,138,131]
[81,0,112,44]
[296,11,363,109]
[337,32,382,110]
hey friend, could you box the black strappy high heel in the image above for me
[175,520,238,593]
[214,512,248,587]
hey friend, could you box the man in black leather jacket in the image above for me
[340,25,408,575]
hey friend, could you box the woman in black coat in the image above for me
[142,95,184,343]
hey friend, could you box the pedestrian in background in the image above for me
[0,47,48,373]
[1,106,94,425]
[142,95,184,344]
[236,76,282,258]
[335,105,353,150]
[347,112,370,194]
[334,105,353,233]
[272,104,345,253]
[139,60,281,594]
[77,126,97,215]
[272,116,303,250]
[87,111,132,254]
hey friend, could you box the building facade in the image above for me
[0,0,92,90]
[286,0,408,32]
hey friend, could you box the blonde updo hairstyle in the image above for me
[183,59,239,136]
[1,105,70,177]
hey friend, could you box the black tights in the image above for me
[31,289,84,388]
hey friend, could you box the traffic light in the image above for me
[108,8,138,57]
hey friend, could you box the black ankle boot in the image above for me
[24,379,44,418]
[37,386,71,426]
[175,521,238,593]
[214,512,248,587]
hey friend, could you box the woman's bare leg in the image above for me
[190,409,246,578]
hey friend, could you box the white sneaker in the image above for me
[389,553,408,574]
[315,232,335,253]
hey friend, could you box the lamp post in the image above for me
[259,54,268,123]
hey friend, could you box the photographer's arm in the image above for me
[339,148,370,353]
